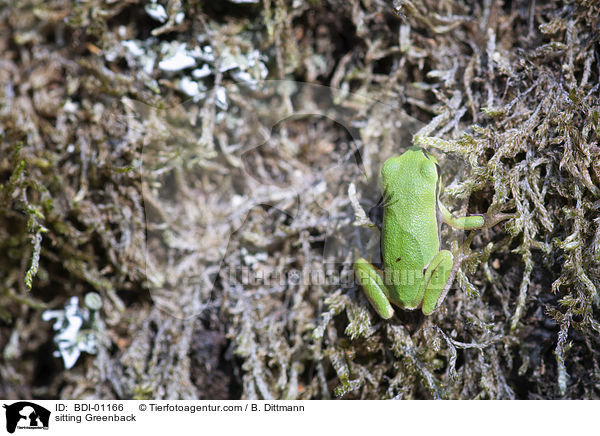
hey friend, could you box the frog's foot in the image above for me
[481,212,516,229]
[354,257,395,319]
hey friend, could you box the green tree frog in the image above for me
[353,147,485,318]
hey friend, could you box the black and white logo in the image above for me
[3,402,50,433]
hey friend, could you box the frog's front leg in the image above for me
[421,250,454,315]
[438,202,485,230]
[353,258,395,319]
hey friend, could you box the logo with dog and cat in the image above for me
[2,402,50,433]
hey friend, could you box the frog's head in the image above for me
[379,147,439,193]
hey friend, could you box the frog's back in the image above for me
[379,149,440,275]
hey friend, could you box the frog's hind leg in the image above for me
[354,257,395,319]
[421,250,453,315]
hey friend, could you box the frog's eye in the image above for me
[419,157,438,182]
[379,157,400,184]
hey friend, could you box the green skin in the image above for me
[354,147,485,318]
